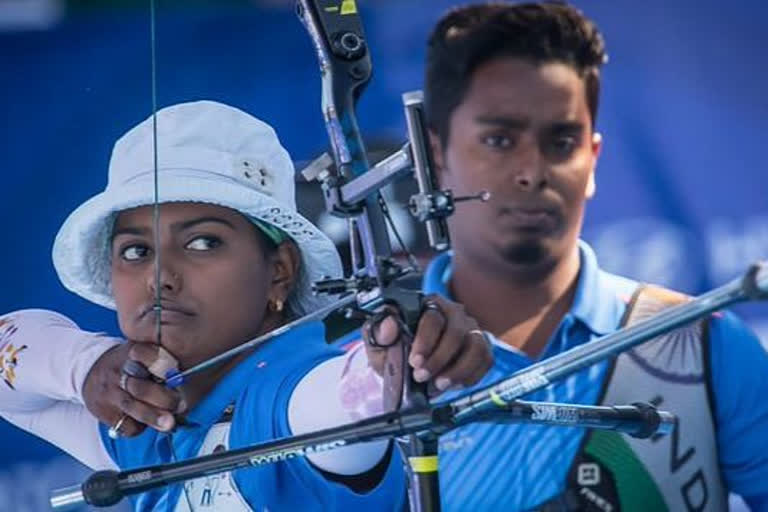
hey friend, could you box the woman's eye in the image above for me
[482,134,512,149]
[121,245,149,261]
[185,236,221,251]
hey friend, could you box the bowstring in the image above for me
[149,1,195,509]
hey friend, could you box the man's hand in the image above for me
[363,294,493,393]
[82,342,184,436]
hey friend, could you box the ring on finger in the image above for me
[467,328,492,349]
[421,300,446,320]
[108,413,129,440]
[421,299,448,328]
[119,372,129,391]
[421,300,449,339]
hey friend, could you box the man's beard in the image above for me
[500,239,548,266]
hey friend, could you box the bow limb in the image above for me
[297,3,440,511]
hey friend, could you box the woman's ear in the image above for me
[268,240,301,307]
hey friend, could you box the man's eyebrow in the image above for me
[111,216,237,242]
[474,115,529,130]
[474,116,586,133]
[549,120,585,132]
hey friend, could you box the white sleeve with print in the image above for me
[0,309,119,469]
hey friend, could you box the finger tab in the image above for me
[122,359,151,380]
[148,346,179,377]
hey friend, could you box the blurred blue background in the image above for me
[0,0,766,509]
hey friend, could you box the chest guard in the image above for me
[538,285,726,512]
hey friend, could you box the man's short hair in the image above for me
[425,1,607,145]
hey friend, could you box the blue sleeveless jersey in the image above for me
[100,321,406,512]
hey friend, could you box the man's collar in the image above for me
[570,241,617,335]
[422,241,617,336]
[423,250,453,297]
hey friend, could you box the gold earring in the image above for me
[269,298,284,313]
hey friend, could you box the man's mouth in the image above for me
[499,207,560,231]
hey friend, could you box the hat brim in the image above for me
[52,169,343,316]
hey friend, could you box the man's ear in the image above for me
[429,130,445,183]
[585,132,602,199]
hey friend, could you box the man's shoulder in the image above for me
[598,269,640,299]
[607,271,763,353]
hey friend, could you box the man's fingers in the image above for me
[371,314,401,347]
[409,301,449,373]
[413,296,475,382]
[431,332,493,391]
[364,295,492,393]
[416,318,464,382]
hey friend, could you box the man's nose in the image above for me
[513,143,548,192]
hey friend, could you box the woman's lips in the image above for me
[138,303,195,324]
[153,309,194,325]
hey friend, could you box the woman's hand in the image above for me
[82,342,184,436]
[363,294,493,394]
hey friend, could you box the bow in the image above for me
[294,4,448,508]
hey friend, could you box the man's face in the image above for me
[110,202,277,369]
[434,57,601,275]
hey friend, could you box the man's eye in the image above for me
[482,134,512,149]
[185,236,221,251]
[549,136,577,155]
[121,245,149,261]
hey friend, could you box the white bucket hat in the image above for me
[52,100,343,317]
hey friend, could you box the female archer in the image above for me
[0,100,492,511]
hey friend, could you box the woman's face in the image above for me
[110,202,293,369]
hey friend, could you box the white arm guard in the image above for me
[0,309,119,469]
[0,309,120,411]
[288,344,389,475]
[3,402,117,470]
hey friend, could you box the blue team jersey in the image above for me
[100,321,406,512]
[332,242,768,510]
[419,242,768,511]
